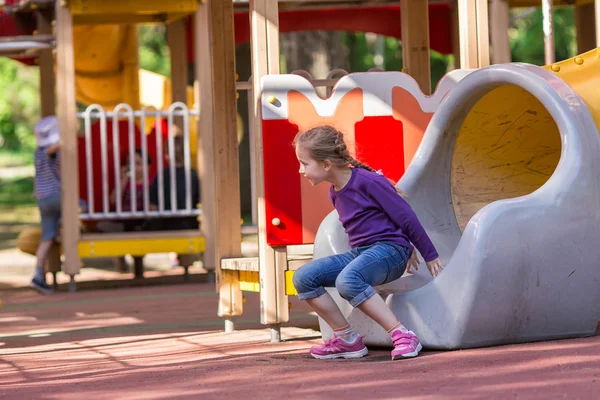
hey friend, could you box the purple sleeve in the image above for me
[367,178,439,262]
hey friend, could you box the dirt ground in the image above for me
[0,283,599,399]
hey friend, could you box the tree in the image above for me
[0,58,39,152]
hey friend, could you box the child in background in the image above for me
[31,116,62,294]
[293,125,444,360]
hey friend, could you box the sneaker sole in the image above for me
[311,346,369,360]
[392,343,423,360]
[29,282,53,295]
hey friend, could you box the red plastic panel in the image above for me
[262,119,303,246]
[354,116,405,183]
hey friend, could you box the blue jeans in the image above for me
[293,242,410,308]
[38,193,61,242]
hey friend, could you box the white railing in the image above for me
[77,102,201,220]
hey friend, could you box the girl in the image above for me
[103,149,152,275]
[293,125,444,360]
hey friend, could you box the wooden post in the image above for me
[457,0,489,69]
[475,0,489,67]
[575,3,596,54]
[450,0,461,69]
[400,0,431,94]
[194,1,243,328]
[542,0,555,65]
[250,0,288,342]
[168,18,189,104]
[55,1,81,285]
[596,0,600,47]
[490,0,510,64]
[36,10,55,117]
[121,25,141,110]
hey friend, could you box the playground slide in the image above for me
[314,50,600,349]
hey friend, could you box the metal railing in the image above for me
[77,102,201,221]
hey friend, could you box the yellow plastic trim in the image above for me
[285,270,298,296]
[73,13,192,25]
[69,0,197,16]
[239,271,260,293]
[78,236,205,258]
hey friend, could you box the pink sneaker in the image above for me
[391,330,422,360]
[310,336,368,359]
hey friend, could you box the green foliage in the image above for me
[510,7,576,65]
[345,32,450,89]
[0,58,40,154]
[0,176,35,206]
[138,25,171,76]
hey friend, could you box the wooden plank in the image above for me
[475,0,490,67]
[194,5,216,273]
[195,0,243,318]
[450,0,461,69]
[457,0,478,69]
[250,0,287,326]
[596,0,600,47]
[275,246,290,322]
[221,257,260,271]
[400,0,431,94]
[121,25,141,110]
[36,10,55,117]
[490,0,511,64]
[168,18,189,105]
[575,3,596,53]
[542,0,555,65]
[55,1,81,276]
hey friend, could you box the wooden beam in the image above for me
[457,0,489,69]
[450,0,461,69]
[475,0,489,67]
[575,3,596,54]
[458,0,478,69]
[400,0,431,94]
[121,24,141,109]
[596,0,600,47]
[194,1,243,321]
[490,0,510,64]
[542,0,555,65]
[194,8,215,273]
[250,0,289,336]
[168,18,189,104]
[36,10,55,117]
[55,1,81,277]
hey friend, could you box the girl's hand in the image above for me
[120,166,130,182]
[46,143,60,155]
[406,250,420,274]
[426,258,444,278]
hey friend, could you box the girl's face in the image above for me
[295,144,330,186]
[127,154,144,177]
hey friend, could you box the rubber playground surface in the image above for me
[0,283,598,399]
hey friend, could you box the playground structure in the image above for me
[1,0,600,346]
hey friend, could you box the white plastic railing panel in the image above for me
[77,103,201,220]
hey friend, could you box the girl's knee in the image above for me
[335,270,360,300]
[292,266,313,293]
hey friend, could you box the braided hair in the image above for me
[293,125,405,196]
